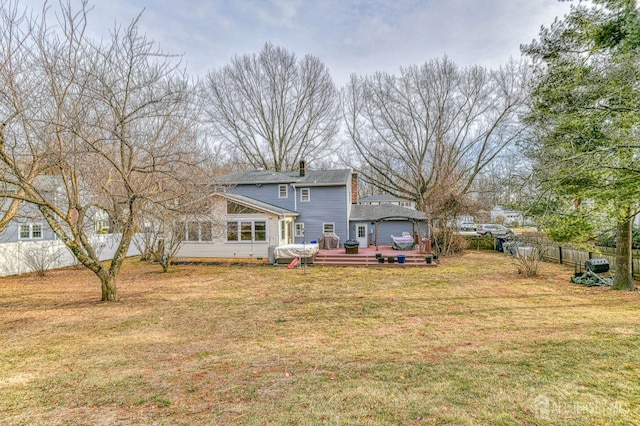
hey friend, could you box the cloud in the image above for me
[15,0,574,84]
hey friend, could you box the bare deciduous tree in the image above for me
[343,57,529,227]
[135,205,186,273]
[0,1,42,233]
[134,186,219,273]
[203,42,340,172]
[0,1,206,300]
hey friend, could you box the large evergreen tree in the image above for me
[523,0,640,290]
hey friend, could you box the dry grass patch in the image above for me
[1,251,639,425]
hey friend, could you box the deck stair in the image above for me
[313,248,437,267]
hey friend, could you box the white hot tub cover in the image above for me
[274,243,320,259]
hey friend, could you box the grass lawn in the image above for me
[1,251,639,425]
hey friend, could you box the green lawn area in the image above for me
[1,251,639,425]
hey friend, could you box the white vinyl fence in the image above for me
[0,233,143,277]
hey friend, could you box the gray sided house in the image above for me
[0,176,109,244]
[218,167,353,245]
[173,164,428,263]
[0,210,57,243]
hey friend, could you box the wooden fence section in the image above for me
[531,243,639,277]
[519,236,639,278]
[462,234,639,278]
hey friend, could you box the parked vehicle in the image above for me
[476,224,513,236]
[459,222,477,232]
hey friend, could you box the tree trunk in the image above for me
[161,258,170,273]
[101,274,118,301]
[612,215,635,290]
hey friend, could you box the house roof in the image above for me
[218,169,351,187]
[359,194,410,203]
[218,192,299,217]
[349,204,427,222]
[491,205,521,214]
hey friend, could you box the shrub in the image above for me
[432,229,468,255]
[512,247,544,278]
[21,241,65,277]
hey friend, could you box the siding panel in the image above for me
[228,184,295,211]
[295,186,348,244]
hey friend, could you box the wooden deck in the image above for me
[310,245,438,267]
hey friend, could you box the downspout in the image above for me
[291,184,297,243]
[291,184,297,212]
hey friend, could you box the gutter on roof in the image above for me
[290,182,345,187]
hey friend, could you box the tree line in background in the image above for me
[1,0,638,299]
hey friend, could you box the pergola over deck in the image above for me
[349,204,429,251]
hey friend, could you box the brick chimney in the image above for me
[351,172,358,204]
[299,159,306,177]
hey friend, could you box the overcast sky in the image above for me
[22,0,573,85]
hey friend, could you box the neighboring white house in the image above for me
[490,205,524,226]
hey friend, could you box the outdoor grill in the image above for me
[344,239,360,254]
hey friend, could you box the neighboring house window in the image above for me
[226,220,267,242]
[279,184,288,199]
[19,223,43,240]
[300,188,310,202]
[180,221,214,242]
[295,223,305,237]
[323,223,335,234]
[95,220,110,233]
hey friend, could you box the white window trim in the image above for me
[96,220,110,233]
[278,184,288,199]
[18,223,44,240]
[322,222,335,234]
[295,222,305,237]
[226,220,268,243]
[300,188,310,202]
